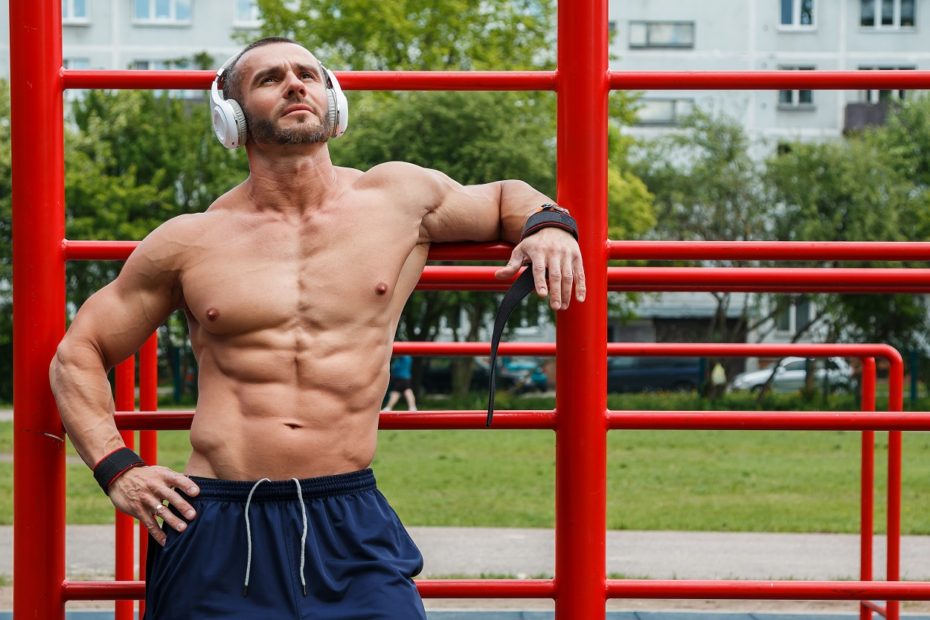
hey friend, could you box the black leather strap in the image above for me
[486,267,537,427]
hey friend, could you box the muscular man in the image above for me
[50,37,584,619]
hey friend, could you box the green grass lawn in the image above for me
[2,394,929,533]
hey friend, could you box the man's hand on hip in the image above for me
[108,466,200,546]
[494,227,586,311]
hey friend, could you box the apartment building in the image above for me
[612,0,928,143]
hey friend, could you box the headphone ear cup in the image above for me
[212,98,247,149]
[323,68,349,138]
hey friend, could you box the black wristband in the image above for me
[93,447,145,495]
[521,210,578,241]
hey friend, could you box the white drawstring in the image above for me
[292,478,309,597]
[242,478,270,597]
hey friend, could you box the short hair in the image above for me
[222,36,300,103]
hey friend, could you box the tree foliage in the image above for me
[254,0,555,71]
[766,97,930,350]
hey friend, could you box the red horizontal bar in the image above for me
[61,70,556,92]
[412,266,930,293]
[608,241,930,262]
[609,70,930,90]
[606,412,930,431]
[392,342,900,360]
[113,411,555,431]
[65,239,930,263]
[61,239,512,262]
[114,410,930,432]
[63,578,930,602]
[63,579,556,601]
[62,69,930,93]
[605,579,930,600]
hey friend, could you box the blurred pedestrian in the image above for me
[383,355,417,411]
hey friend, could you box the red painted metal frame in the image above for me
[11,0,930,618]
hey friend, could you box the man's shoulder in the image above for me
[355,161,432,188]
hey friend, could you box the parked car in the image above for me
[606,356,702,393]
[420,357,549,394]
[729,356,853,393]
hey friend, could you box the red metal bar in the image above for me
[62,578,930,602]
[556,1,609,617]
[114,410,930,432]
[604,580,930,599]
[887,361,905,620]
[10,0,67,617]
[62,69,930,93]
[114,358,136,620]
[861,358,877,620]
[62,579,557,600]
[138,334,159,620]
[66,239,930,263]
[62,69,557,91]
[608,240,930,261]
[608,70,930,90]
[864,600,889,616]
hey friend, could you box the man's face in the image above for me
[238,43,330,146]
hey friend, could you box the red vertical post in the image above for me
[115,358,136,620]
[138,333,160,618]
[860,357,876,620]
[555,0,609,617]
[10,0,66,618]
[886,355,905,620]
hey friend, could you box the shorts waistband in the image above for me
[187,468,376,502]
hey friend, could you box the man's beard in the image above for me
[246,109,329,145]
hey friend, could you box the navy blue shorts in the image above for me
[144,469,426,619]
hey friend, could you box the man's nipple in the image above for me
[375,282,389,295]
[206,308,220,322]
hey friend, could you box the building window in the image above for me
[234,0,262,26]
[134,0,192,24]
[859,66,914,103]
[780,0,815,27]
[778,66,815,109]
[635,98,695,126]
[62,0,88,23]
[860,0,915,28]
[629,21,695,49]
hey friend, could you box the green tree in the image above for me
[254,0,555,71]
[766,100,930,351]
[632,111,768,348]
[0,80,13,401]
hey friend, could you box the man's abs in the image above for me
[183,335,391,480]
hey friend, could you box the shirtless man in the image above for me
[49,37,585,618]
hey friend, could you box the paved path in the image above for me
[4,526,930,581]
[4,526,930,617]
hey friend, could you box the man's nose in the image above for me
[284,71,307,97]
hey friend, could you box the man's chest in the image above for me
[179,207,424,336]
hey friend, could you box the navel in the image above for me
[375,282,389,295]
[206,307,220,322]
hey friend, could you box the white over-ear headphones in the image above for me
[210,52,349,149]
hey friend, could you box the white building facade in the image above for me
[611,0,929,143]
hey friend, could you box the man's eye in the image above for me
[302,72,315,80]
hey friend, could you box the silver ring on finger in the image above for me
[153,502,166,517]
